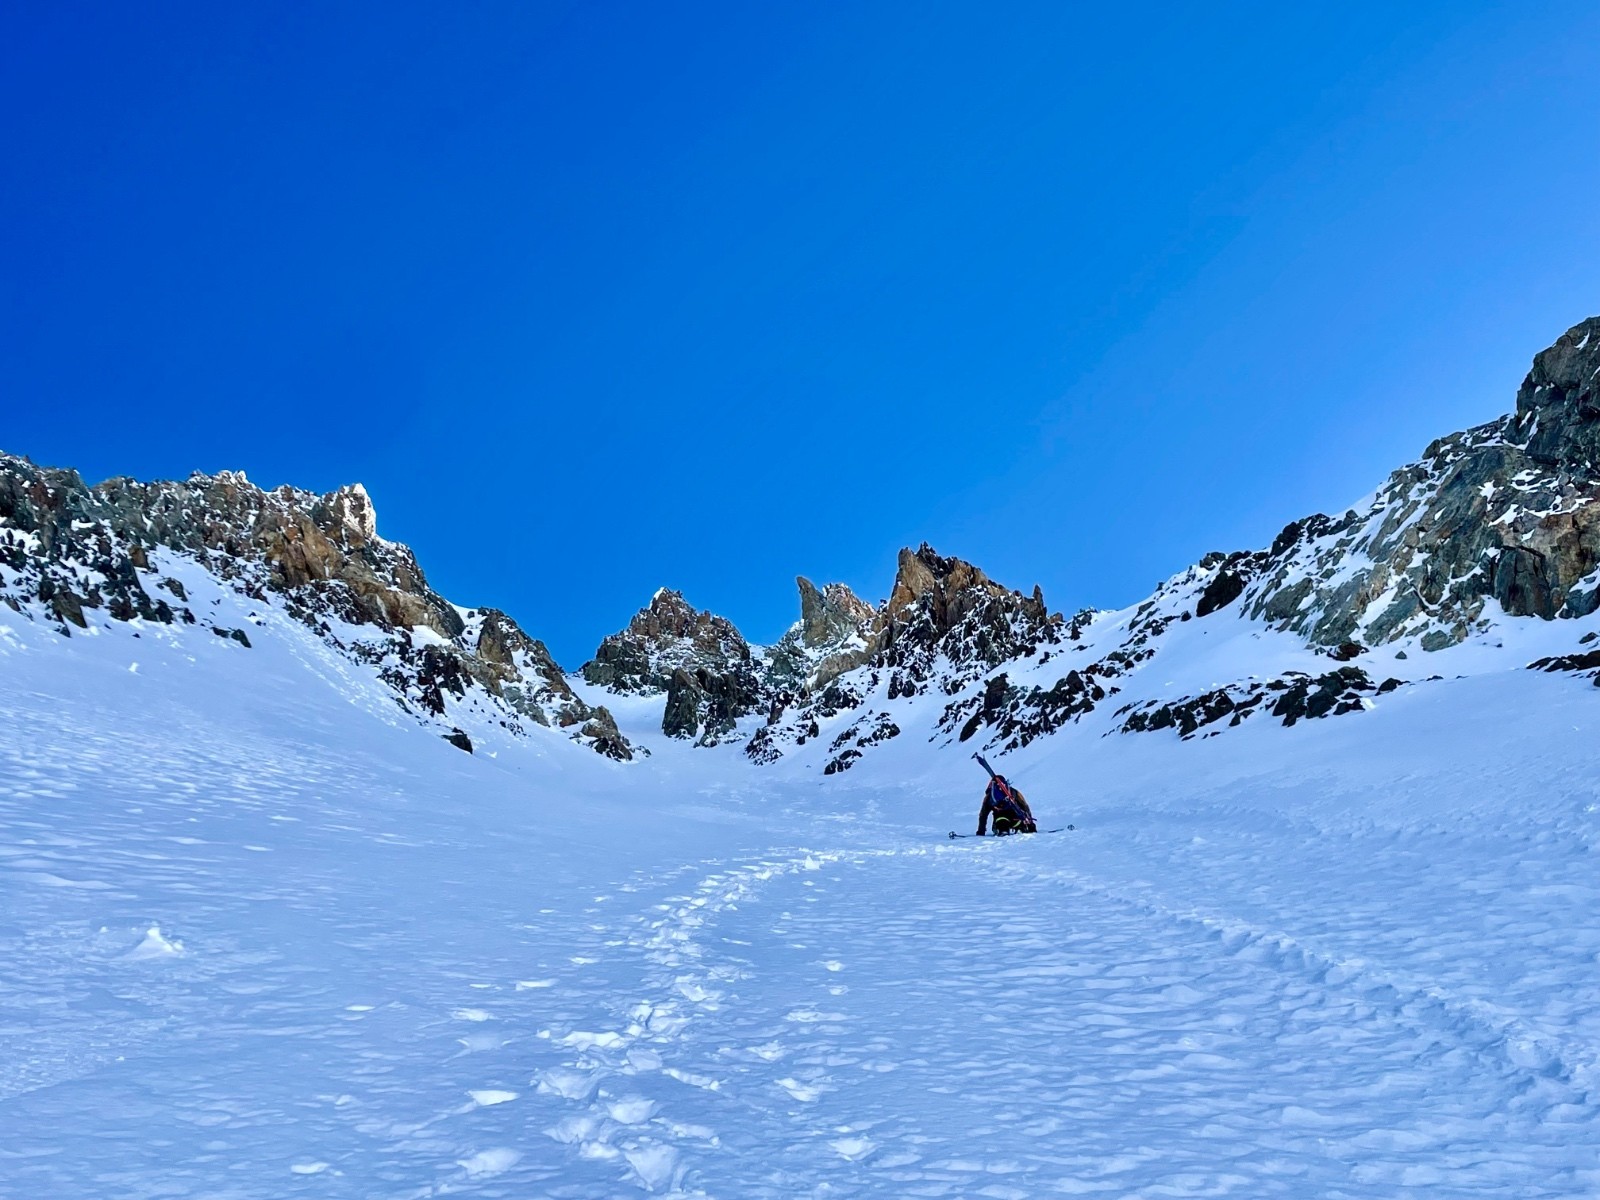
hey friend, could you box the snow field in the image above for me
[3,586,1600,1195]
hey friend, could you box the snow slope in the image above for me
[3,569,1600,1197]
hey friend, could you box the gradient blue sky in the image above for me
[4,3,1599,664]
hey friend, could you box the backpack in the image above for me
[989,776,1027,823]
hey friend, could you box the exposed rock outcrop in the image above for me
[751,544,1064,767]
[1118,667,1405,739]
[0,454,631,760]
[763,577,876,695]
[1238,315,1600,649]
[799,577,876,647]
[582,589,766,744]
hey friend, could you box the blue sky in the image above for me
[4,2,1599,664]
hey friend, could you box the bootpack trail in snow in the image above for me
[3,520,1600,1197]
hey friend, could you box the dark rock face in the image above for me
[0,453,632,760]
[661,669,703,739]
[1238,316,1600,650]
[1510,318,1600,472]
[661,666,759,745]
[878,546,1055,676]
[1195,562,1247,617]
[583,589,766,744]
[821,712,900,774]
[469,607,603,731]
[1,459,176,634]
[941,663,1121,753]
[1119,667,1401,739]
[1528,647,1600,687]
[583,590,754,691]
[578,707,633,761]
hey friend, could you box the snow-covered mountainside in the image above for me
[576,315,1600,770]
[4,318,1600,1196]
[0,458,633,759]
[9,318,1600,777]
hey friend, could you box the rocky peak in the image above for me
[313,482,379,544]
[762,577,879,697]
[879,544,1053,665]
[582,589,754,695]
[475,608,561,679]
[582,588,766,745]
[747,543,1062,768]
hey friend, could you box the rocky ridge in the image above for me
[8,316,1600,773]
[1233,316,1600,650]
[0,456,631,759]
[658,315,1600,770]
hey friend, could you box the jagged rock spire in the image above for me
[797,577,874,648]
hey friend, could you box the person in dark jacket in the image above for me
[977,775,1036,836]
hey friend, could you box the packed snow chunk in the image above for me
[662,1067,721,1090]
[605,1097,658,1124]
[468,1089,518,1107]
[289,1161,330,1175]
[623,1143,679,1190]
[456,1148,520,1178]
[514,978,555,990]
[626,1046,664,1072]
[544,1115,604,1145]
[777,1077,824,1102]
[675,979,719,1003]
[561,1029,626,1050]
[125,925,183,960]
[452,1008,493,1022]
[830,1136,876,1161]
[535,1068,600,1100]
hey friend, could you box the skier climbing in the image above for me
[973,753,1036,836]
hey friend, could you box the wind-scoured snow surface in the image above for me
[3,580,1600,1197]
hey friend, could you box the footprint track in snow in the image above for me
[520,843,1600,1197]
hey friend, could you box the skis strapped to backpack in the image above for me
[973,752,1032,831]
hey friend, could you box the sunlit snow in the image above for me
[2,574,1599,1197]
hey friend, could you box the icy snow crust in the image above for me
[3,576,1600,1197]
